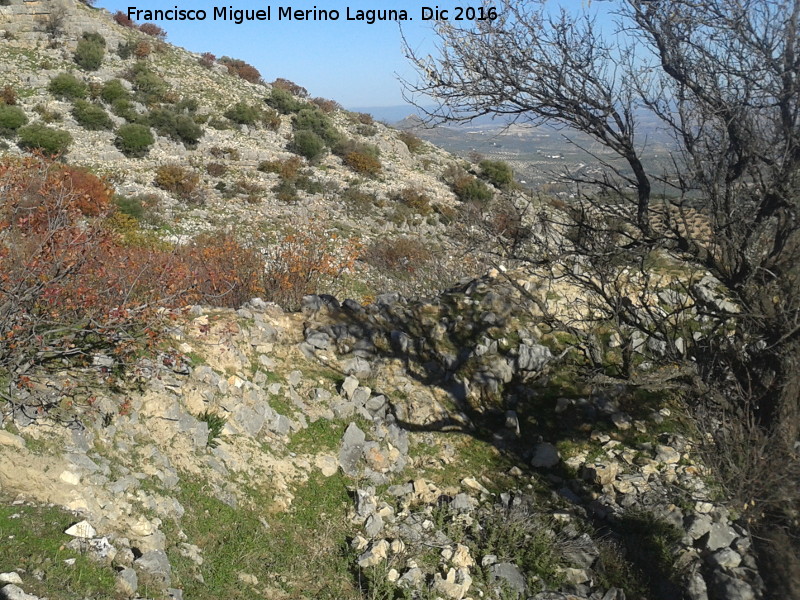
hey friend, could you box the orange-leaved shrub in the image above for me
[0,157,361,417]
[262,225,362,310]
[154,164,202,203]
[219,57,262,84]
[343,151,381,176]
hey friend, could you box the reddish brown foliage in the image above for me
[0,157,361,415]
[138,22,167,40]
[199,52,216,68]
[271,78,308,98]
[133,40,152,59]
[113,11,136,28]
[310,97,341,114]
[219,57,262,84]
[1,85,18,105]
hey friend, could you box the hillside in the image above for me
[0,2,777,600]
[0,0,495,300]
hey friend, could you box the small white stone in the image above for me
[64,520,96,539]
[0,572,23,584]
[59,470,81,485]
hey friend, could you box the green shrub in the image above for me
[174,97,199,114]
[115,123,155,157]
[293,108,340,145]
[265,87,304,114]
[72,100,113,130]
[0,104,28,135]
[114,194,146,219]
[357,124,378,137]
[198,410,226,447]
[17,124,72,155]
[81,32,106,46]
[32,103,62,123]
[131,66,169,102]
[74,33,105,70]
[48,73,88,100]
[110,98,144,123]
[295,174,324,195]
[331,137,379,159]
[147,107,203,147]
[273,179,299,203]
[224,101,262,125]
[288,129,325,161]
[117,40,135,59]
[479,159,514,187]
[453,174,493,203]
[271,78,308,97]
[100,79,129,103]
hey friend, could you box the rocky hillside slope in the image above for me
[0,272,765,600]
[0,0,495,300]
[0,2,772,600]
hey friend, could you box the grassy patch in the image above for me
[287,419,347,454]
[595,510,684,599]
[0,501,118,599]
[169,471,359,599]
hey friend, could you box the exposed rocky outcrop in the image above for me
[0,271,764,600]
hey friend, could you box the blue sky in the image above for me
[96,1,617,109]
[95,0,463,108]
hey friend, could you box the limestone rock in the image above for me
[531,442,560,468]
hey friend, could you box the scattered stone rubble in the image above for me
[0,271,765,600]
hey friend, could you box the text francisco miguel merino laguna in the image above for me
[126,5,498,25]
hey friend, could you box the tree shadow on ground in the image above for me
[305,285,690,599]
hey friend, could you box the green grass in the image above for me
[595,510,685,600]
[0,501,118,599]
[287,419,347,454]
[168,471,360,599]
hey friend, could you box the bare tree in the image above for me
[404,0,800,595]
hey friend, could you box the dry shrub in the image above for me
[231,178,264,203]
[310,97,341,113]
[0,157,362,420]
[133,40,151,59]
[486,198,531,247]
[1,85,18,105]
[258,156,303,180]
[354,112,373,125]
[139,22,167,40]
[343,151,381,176]
[154,164,202,203]
[0,157,160,397]
[219,57,262,84]
[205,162,227,177]
[398,131,425,154]
[199,52,216,68]
[394,187,432,215]
[262,225,361,310]
[208,146,240,160]
[363,236,433,274]
[112,10,136,28]
[271,78,308,98]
